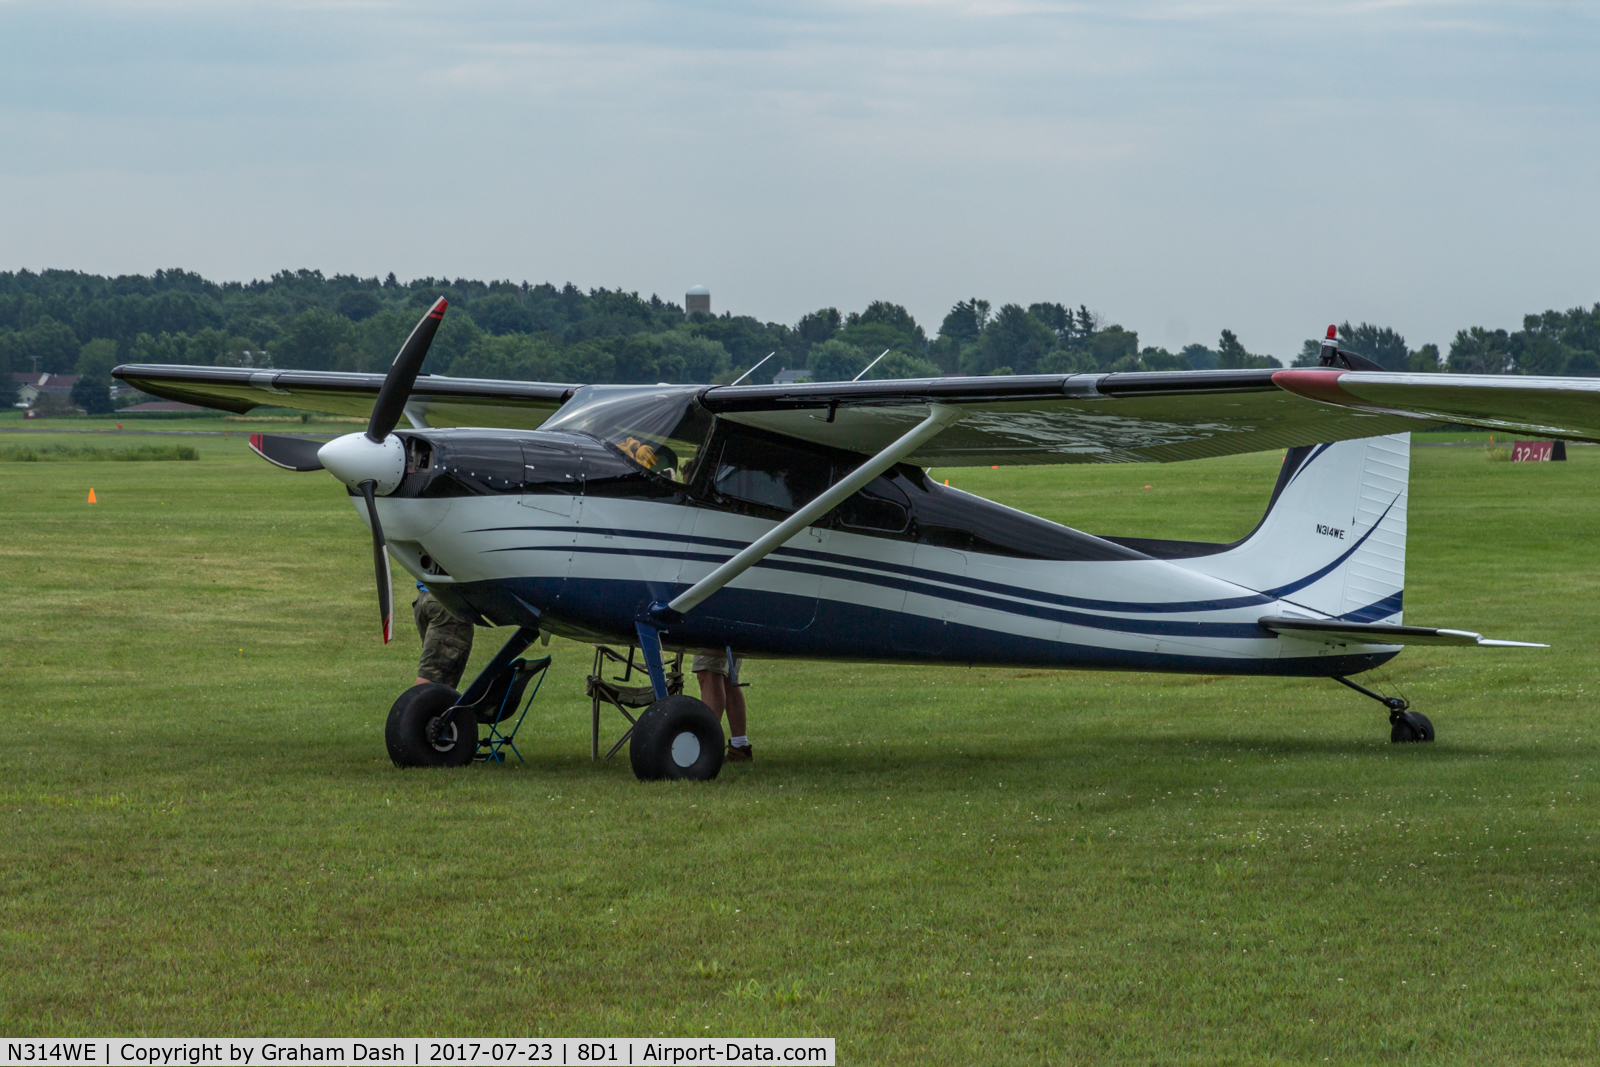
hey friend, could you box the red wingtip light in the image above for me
[1326,324,1337,340]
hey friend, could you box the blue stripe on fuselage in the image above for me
[469,523,1275,615]
[485,540,1269,639]
[461,576,1399,678]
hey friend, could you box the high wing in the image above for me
[114,363,1600,468]
[112,365,577,430]
[699,370,1431,465]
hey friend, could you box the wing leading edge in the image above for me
[112,364,577,431]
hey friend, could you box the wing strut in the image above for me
[665,403,963,618]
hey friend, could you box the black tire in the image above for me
[1390,710,1435,744]
[629,694,725,781]
[386,683,478,767]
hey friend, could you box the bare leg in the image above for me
[724,679,747,738]
[696,670,726,719]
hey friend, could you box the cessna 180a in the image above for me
[115,300,1599,780]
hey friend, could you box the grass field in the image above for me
[2,430,1597,1063]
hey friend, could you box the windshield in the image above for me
[540,385,712,482]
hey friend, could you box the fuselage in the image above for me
[361,425,1396,678]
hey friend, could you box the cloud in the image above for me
[0,0,1596,355]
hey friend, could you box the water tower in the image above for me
[685,284,711,315]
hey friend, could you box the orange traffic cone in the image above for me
[87,488,97,503]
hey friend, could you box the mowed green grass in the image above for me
[2,434,1598,1064]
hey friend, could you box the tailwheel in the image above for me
[1390,709,1435,744]
[1334,675,1434,744]
[629,694,725,781]
[386,682,479,767]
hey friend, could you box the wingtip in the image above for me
[1272,368,1358,406]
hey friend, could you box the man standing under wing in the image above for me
[694,648,752,762]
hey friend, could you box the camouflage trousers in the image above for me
[414,589,475,690]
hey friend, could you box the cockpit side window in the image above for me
[538,385,712,483]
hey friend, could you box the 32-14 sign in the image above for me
[1512,440,1567,461]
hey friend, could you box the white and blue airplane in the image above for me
[115,302,1598,780]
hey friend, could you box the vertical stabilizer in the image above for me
[1179,434,1409,621]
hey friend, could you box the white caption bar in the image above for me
[1,1040,834,1067]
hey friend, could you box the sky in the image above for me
[1,0,1597,359]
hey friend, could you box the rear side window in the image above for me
[835,474,911,533]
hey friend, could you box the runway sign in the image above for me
[1512,440,1566,461]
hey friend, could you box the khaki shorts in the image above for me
[414,589,475,689]
[691,648,741,677]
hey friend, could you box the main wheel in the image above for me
[386,682,478,767]
[629,694,725,781]
[1390,710,1435,744]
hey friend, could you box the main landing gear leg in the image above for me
[1333,675,1434,743]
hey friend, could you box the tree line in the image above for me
[2,268,1597,412]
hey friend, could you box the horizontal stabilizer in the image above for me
[248,433,326,472]
[1259,616,1546,648]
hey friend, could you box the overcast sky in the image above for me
[2,1,1596,358]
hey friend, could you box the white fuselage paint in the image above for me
[357,489,1398,673]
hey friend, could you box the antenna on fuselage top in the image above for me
[852,349,891,382]
[729,352,776,387]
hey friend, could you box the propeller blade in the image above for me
[358,479,394,644]
[248,433,326,471]
[367,297,448,443]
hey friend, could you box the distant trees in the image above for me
[796,308,841,346]
[1336,323,1409,371]
[970,305,1053,375]
[1215,329,1281,370]
[76,338,119,380]
[1283,312,1600,377]
[0,316,80,374]
[70,375,114,415]
[807,340,871,382]
[335,290,383,322]
[268,307,357,371]
[3,268,1596,405]
[1447,327,1513,374]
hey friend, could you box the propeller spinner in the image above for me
[248,298,449,643]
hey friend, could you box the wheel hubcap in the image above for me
[670,731,701,768]
[429,717,459,752]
